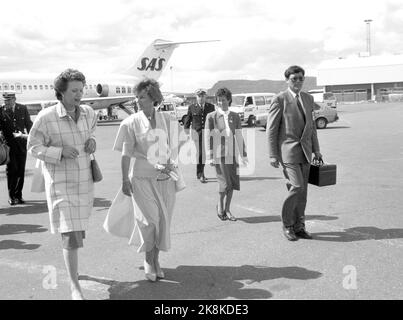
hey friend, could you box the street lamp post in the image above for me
[364,19,374,101]
[364,19,373,56]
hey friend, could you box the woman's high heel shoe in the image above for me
[155,261,165,279]
[144,260,157,282]
[216,204,227,221]
[225,211,237,221]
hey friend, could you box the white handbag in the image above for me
[31,159,45,193]
[103,189,135,239]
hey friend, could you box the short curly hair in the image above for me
[215,87,232,106]
[134,78,163,106]
[54,68,86,101]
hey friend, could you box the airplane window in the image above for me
[10,85,15,90]
[116,87,121,94]
[0,85,2,90]
[45,85,49,90]
[89,85,93,89]
[39,85,43,90]
[16,85,21,90]
[85,85,88,89]
[3,84,9,90]
[23,85,27,90]
[50,85,54,89]
[128,87,132,94]
[29,85,32,90]
[34,85,38,90]
[122,87,126,94]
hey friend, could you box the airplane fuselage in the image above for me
[0,73,137,113]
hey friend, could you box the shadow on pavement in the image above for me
[240,177,283,181]
[0,240,41,250]
[238,214,338,224]
[312,226,403,242]
[0,224,47,236]
[0,200,48,216]
[79,265,322,300]
[323,126,351,130]
[0,198,112,215]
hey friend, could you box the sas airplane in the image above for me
[0,39,219,115]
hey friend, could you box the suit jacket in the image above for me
[205,110,247,162]
[267,90,320,164]
[0,103,33,155]
[184,102,215,132]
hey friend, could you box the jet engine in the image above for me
[96,84,109,97]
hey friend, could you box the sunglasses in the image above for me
[289,76,305,82]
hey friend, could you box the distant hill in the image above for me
[207,77,321,95]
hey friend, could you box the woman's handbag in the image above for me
[90,154,103,183]
[31,159,45,192]
[174,166,186,192]
[0,136,10,166]
[103,189,135,239]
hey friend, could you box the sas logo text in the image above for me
[137,58,166,71]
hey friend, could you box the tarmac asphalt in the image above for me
[1,102,402,300]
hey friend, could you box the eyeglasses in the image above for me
[289,76,305,82]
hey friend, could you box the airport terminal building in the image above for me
[317,54,403,102]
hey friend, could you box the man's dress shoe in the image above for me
[283,226,298,241]
[16,198,25,204]
[199,176,207,183]
[8,199,16,206]
[295,229,313,239]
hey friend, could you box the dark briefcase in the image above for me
[308,163,337,187]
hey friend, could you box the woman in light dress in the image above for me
[111,78,184,282]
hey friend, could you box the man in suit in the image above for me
[0,91,33,205]
[184,88,215,183]
[267,65,323,241]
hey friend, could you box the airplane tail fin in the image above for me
[125,39,220,80]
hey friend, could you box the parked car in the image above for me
[157,102,193,125]
[308,89,338,108]
[255,102,338,129]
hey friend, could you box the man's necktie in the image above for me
[295,94,306,123]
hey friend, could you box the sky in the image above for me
[1,0,402,92]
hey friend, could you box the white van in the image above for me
[229,92,276,126]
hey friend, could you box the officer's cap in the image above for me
[2,91,16,100]
[195,88,207,96]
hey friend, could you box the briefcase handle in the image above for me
[312,156,324,166]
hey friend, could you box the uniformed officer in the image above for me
[183,89,215,183]
[0,91,33,205]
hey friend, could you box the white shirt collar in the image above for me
[288,88,302,98]
[56,101,84,118]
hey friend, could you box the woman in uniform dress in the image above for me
[205,87,248,222]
